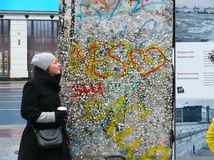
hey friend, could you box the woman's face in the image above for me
[48,58,61,76]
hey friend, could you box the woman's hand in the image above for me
[55,110,68,124]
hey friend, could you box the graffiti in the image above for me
[74,1,171,37]
[77,0,120,19]
[75,17,159,41]
[129,0,149,6]
[128,46,165,77]
[133,18,158,39]
[85,96,169,159]
[69,82,104,98]
[85,96,148,158]
[70,42,166,78]
[131,0,171,14]
[141,145,169,160]
[59,0,173,159]
[92,0,118,12]
[76,0,171,19]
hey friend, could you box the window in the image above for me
[0,20,10,77]
[27,20,59,77]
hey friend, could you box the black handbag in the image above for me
[31,124,63,149]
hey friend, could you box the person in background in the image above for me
[207,118,214,153]
[18,53,71,160]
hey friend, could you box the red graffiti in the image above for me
[128,46,165,77]
[70,82,104,98]
[141,0,149,6]
[129,0,149,6]
[93,0,117,11]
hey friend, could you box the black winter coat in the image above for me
[18,67,71,160]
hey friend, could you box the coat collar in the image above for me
[33,66,61,93]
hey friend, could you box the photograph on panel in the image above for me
[176,0,214,42]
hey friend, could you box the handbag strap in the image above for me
[30,122,61,133]
[30,123,37,134]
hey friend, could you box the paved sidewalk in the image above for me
[0,125,25,160]
[0,81,26,160]
[177,156,214,160]
[177,145,214,160]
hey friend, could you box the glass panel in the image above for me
[0,20,10,77]
[3,51,8,74]
[27,20,59,78]
[0,52,2,75]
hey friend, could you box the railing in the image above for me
[176,123,209,139]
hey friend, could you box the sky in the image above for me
[0,0,58,12]
[176,99,214,109]
[176,0,214,8]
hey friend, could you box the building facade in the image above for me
[0,0,59,79]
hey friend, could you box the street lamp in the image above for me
[25,14,29,19]
[50,14,54,19]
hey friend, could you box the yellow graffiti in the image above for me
[106,103,149,136]
[141,145,169,160]
[88,42,110,79]
[85,97,125,121]
[70,43,95,78]
[108,42,129,78]
[112,127,143,159]
[85,97,149,134]
[84,97,170,159]
[70,42,130,79]
[70,42,166,79]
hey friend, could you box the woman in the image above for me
[18,53,71,160]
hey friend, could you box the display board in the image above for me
[176,0,214,158]
[176,0,214,99]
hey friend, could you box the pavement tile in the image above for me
[0,128,24,137]
[0,125,25,160]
